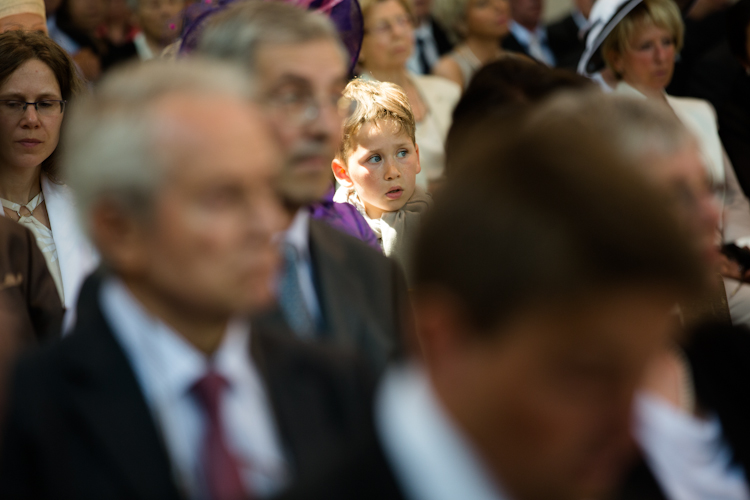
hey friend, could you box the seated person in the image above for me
[333,79,432,283]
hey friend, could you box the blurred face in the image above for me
[509,0,540,30]
[423,289,677,500]
[257,39,348,210]
[647,141,721,265]
[466,0,510,39]
[412,0,433,20]
[574,0,596,19]
[0,59,63,174]
[120,96,283,317]
[338,120,420,219]
[0,13,47,33]
[360,0,414,71]
[612,22,676,93]
[136,0,184,45]
[68,0,106,33]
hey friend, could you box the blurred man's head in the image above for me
[412,107,704,500]
[509,0,542,31]
[129,0,184,49]
[0,0,47,33]
[198,2,350,213]
[64,60,283,322]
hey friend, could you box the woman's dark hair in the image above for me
[727,0,750,66]
[0,30,85,180]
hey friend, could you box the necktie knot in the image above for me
[192,370,229,420]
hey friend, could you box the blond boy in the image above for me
[332,79,432,282]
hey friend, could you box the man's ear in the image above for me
[332,158,354,187]
[90,201,150,277]
[414,143,422,175]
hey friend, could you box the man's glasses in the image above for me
[0,100,66,117]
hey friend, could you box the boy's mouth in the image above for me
[385,187,404,200]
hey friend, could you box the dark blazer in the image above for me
[0,272,376,499]
[719,70,750,198]
[616,323,750,500]
[501,32,530,58]
[0,217,62,345]
[273,420,407,500]
[259,218,412,374]
[430,16,454,57]
[546,14,586,70]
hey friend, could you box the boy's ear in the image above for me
[332,158,354,187]
[415,143,422,175]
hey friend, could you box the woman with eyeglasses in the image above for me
[0,30,98,331]
[358,0,461,192]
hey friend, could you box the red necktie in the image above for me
[192,371,249,500]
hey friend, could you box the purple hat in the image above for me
[178,0,363,72]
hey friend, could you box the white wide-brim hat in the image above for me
[577,0,644,77]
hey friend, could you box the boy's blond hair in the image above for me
[337,78,416,163]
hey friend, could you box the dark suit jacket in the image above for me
[719,70,750,198]
[616,323,750,499]
[273,419,407,500]
[547,14,586,70]
[430,16,454,57]
[259,218,412,374]
[0,217,62,345]
[0,272,376,499]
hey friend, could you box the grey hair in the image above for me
[526,91,694,166]
[196,0,346,76]
[432,0,472,43]
[62,58,253,234]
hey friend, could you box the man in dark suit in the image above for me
[275,109,705,500]
[197,2,412,373]
[546,0,594,69]
[406,0,453,75]
[0,60,374,500]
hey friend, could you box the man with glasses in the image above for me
[198,2,411,373]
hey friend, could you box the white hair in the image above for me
[196,1,346,76]
[62,58,252,233]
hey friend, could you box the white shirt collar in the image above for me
[376,363,510,500]
[133,32,156,61]
[509,21,548,45]
[284,209,310,257]
[571,9,588,31]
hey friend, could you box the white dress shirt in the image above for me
[376,363,510,500]
[133,32,156,61]
[282,210,322,329]
[509,21,556,66]
[635,392,750,500]
[100,278,289,499]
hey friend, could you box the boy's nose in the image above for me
[384,160,400,180]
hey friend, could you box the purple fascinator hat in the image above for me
[178,0,363,72]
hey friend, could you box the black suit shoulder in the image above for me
[273,419,406,500]
[547,14,585,70]
[308,218,413,372]
[501,33,529,57]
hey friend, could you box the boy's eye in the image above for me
[368,154,382,163]
[396,149,408,158]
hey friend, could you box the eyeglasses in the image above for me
[0,100,66,117]
[266,89,355,126]
[366,15,412,36]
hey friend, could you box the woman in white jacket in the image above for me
[0,30,97,330]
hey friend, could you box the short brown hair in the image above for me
[0,30,84,181]
[602,0,684,77]
[337,78,416,163]
[417,104,705,331]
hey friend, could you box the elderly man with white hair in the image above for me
[0,59,375,500]
[197,2,412,374]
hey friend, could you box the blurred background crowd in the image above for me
[1,0,750,497]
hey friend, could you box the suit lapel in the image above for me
[60,274,181,499]
[308,219,367,346]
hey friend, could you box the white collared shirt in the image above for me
[100,278,289,499]
[282,209,322,328]
[635,392,750,500]
[133,32,155,61]
[509,21,556,66]
[376,363,510,500]
[407,20,441,75]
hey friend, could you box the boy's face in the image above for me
[342,120,420,219]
